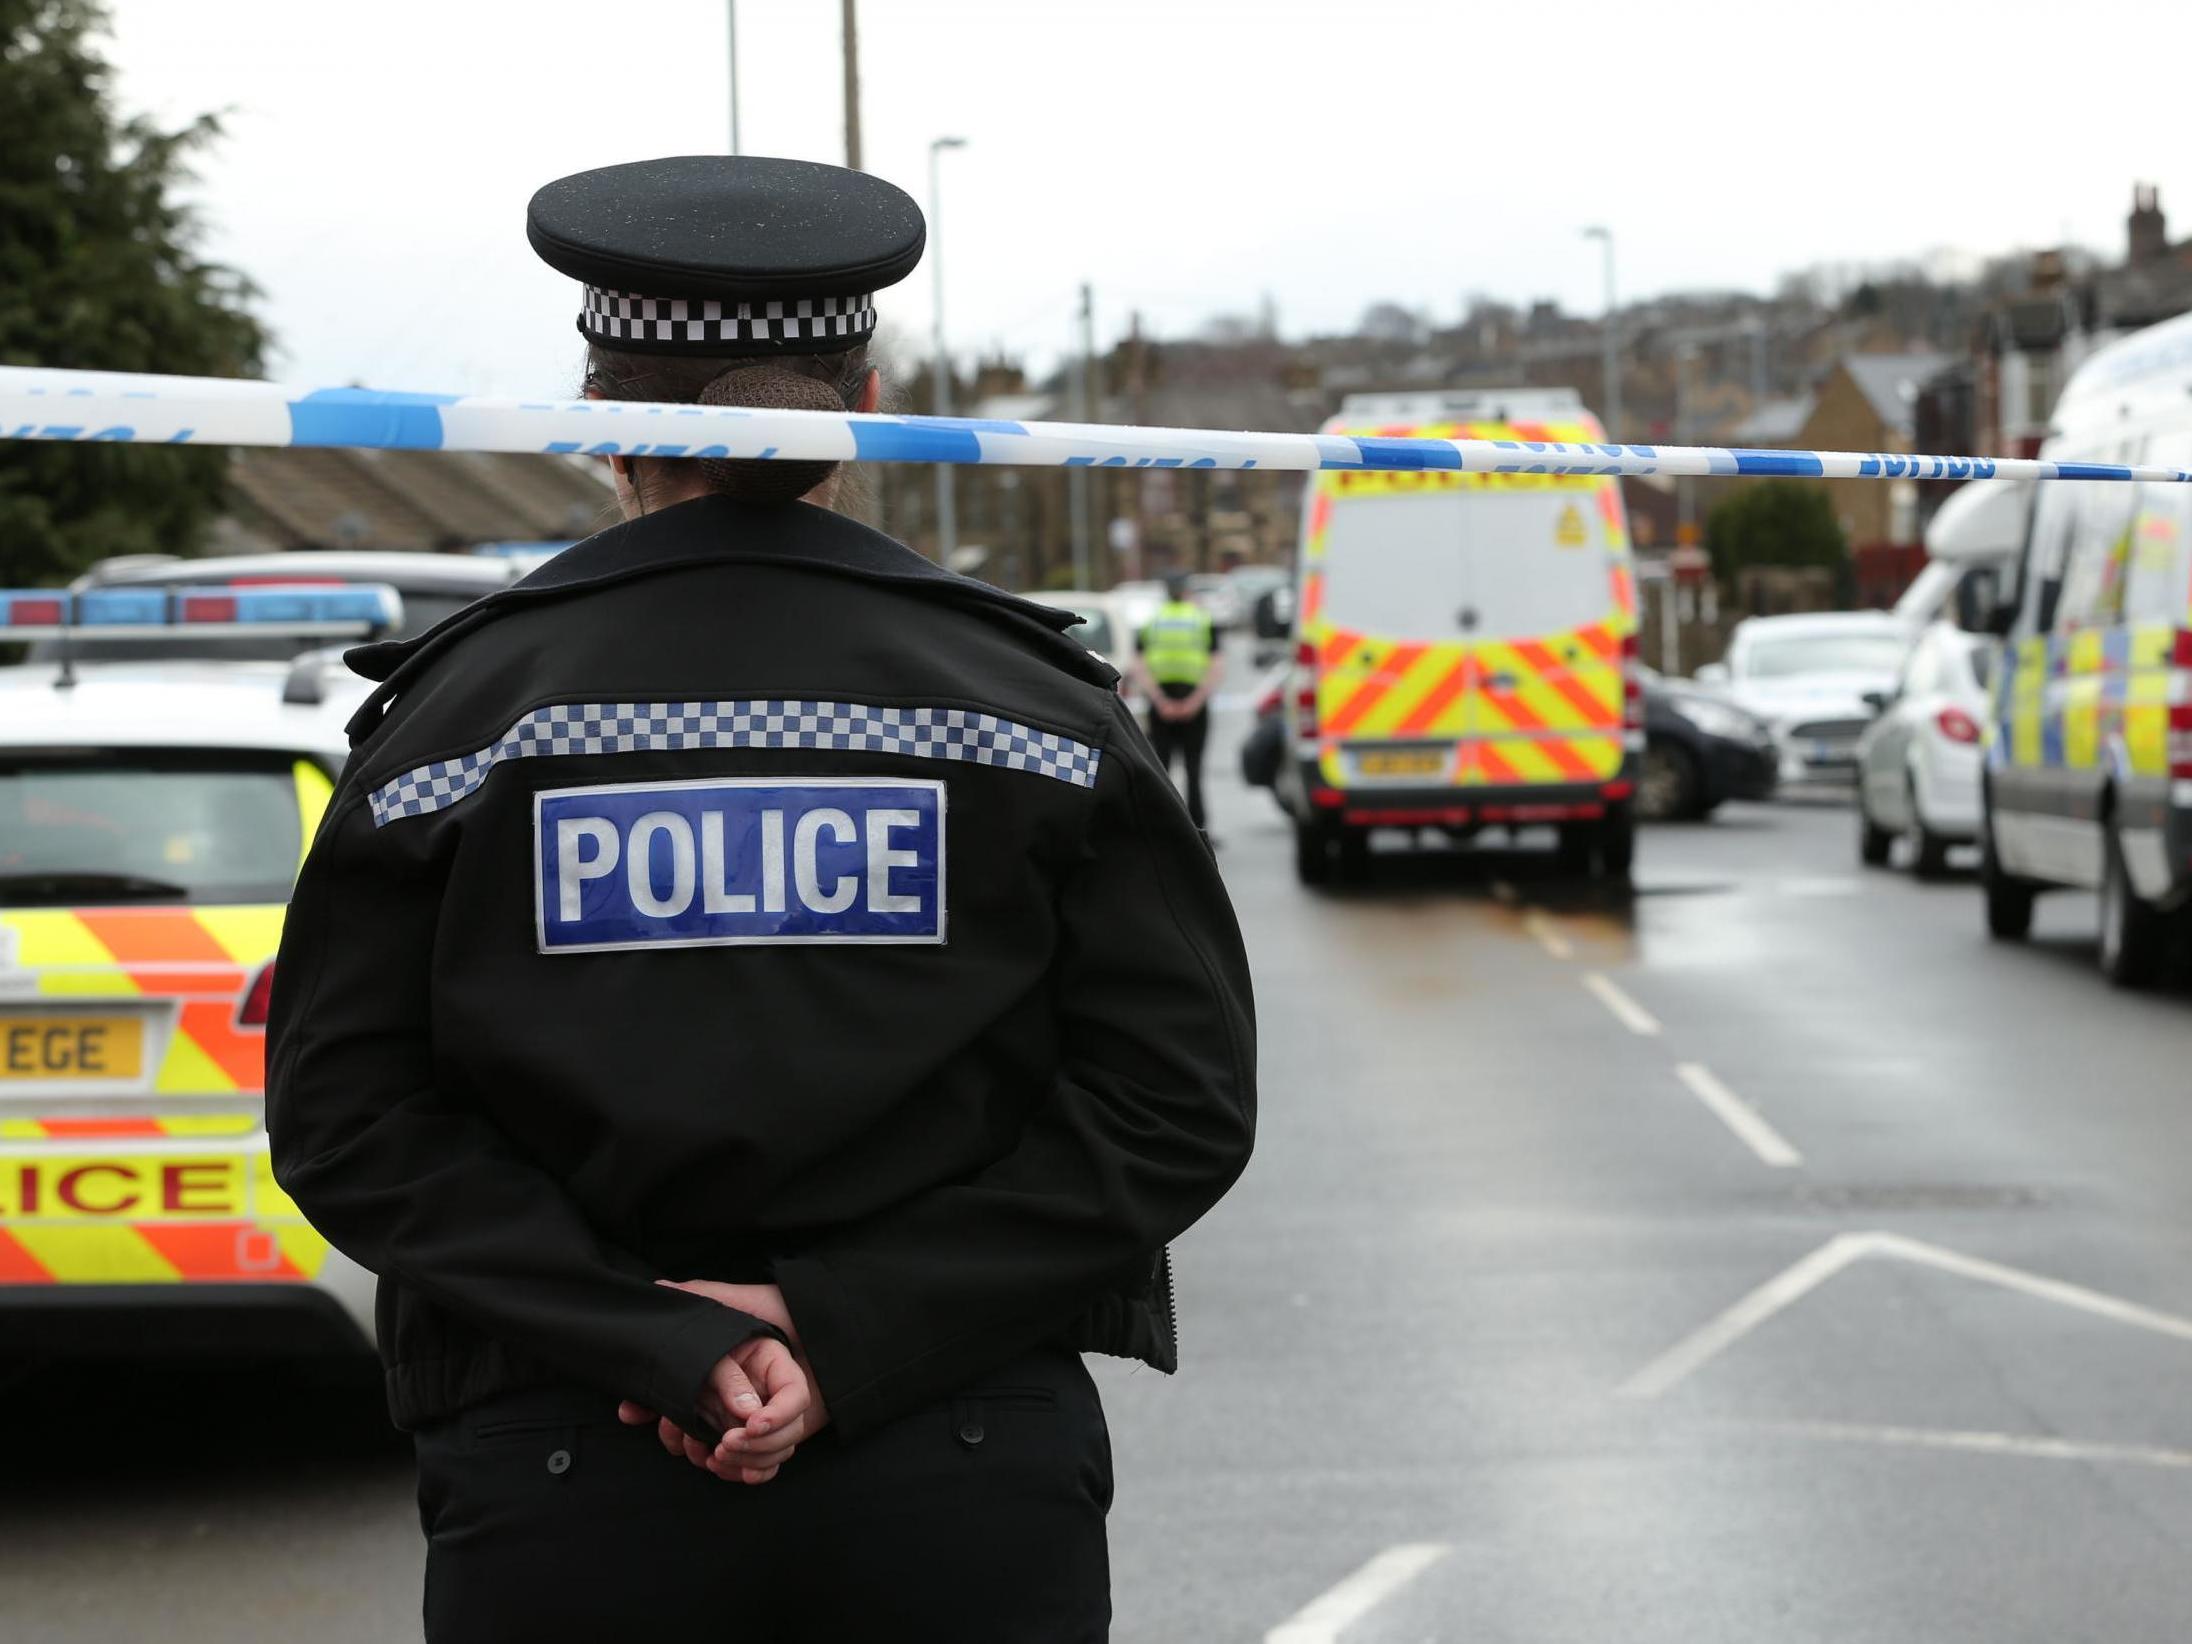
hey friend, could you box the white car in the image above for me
[1699,612,1912,788]
[1040,588,1140,679]
[0,586,393,1361]
[1854,622,1993,875]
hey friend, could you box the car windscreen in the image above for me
[1739,632,1908,679]
[21,588,483,664]
[0,750,308,906]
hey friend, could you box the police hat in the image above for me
[527,155,925,357]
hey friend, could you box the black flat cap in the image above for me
[528,155,926,356]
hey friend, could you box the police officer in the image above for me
[265,155,1254,1644]
[1129,573,1224,834]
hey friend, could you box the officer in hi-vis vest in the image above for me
[1129,573,1225,836]
[265,155,1254,1644]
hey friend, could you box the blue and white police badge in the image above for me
[533,776,945,953]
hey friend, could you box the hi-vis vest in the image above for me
[1141,601,1214,687]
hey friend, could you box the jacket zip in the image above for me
[1158,1245,1178,1363]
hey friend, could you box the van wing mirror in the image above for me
[1694,662,1730,687]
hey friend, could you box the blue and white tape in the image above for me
[2,366,2186,486]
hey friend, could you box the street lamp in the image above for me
[929,135,968,565]
[1582,226,1621,441]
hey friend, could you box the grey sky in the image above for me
[105,0,2191,400]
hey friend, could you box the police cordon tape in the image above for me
[3,365,2188,486]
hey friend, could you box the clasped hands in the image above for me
[617,1279,827,1487]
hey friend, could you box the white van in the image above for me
[1980,309,2192,984]
[1275,388,1641,882]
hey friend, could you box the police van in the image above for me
[1276,389,1642,883]
[0,584,400,1359]
[1980,308,2192,985]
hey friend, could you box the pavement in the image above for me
[8,699,2192,1642]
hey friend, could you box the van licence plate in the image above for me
[0,1016,144,1081]
[1355,750,1447,778]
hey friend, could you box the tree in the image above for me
[0,0,268,585]
[1704,480,1847,585]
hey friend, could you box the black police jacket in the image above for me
[265,494,1256,1442]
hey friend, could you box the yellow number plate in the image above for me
[0,1016,144,1081]
[1355,750,1448,777]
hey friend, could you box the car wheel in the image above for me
[1555,823,1595,876]
[1293,821,1333,887]
[1858,792,1893,867]
[2098,824,2166,987]
[1909,776,1951,879]
[1597,803,1637,880]
[1637,741,1700,822]
[1979,805,2035,940]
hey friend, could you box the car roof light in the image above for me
[0,581,404,639]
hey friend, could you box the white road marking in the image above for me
[1865,1232,2192,1345]
[1265,1543,1452,1644]
[1581,971,1661,1036]
[1619,1231,2192,1400]
[1752,1419,2192,1471]
[1674,1062,1802,1169]
[1617,1232,1873,1399]
[1523,909,1574,960]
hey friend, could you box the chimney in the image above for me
[2129,183,2168,266]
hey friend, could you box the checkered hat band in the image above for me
[580,287,878,347]
[367,699,1103,827]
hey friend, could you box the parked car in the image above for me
[1697,612,1911,789]
[1185,573,1246,633]
[1239,666,1287,797]
[23,550,521,666]
[1637,668,1778,821]
[1855,622,1992,876]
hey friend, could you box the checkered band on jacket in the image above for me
[366,700,1104,826]
[581,287,877,348]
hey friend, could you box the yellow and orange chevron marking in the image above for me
[0,1143,328,1283]
[0,904,281,1095]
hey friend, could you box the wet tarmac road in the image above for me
[7,708,2192,1642]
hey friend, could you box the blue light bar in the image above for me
[470,540,573,559]
[0,582,405,638]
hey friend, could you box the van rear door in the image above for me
[1460,475,1629,788]
[1311,478,1475,786]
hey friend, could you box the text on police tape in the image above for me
[533,777,946,953]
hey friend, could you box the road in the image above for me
[8,698,2192,1642]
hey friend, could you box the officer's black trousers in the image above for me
[1145,693,1210,831]
[415,1345,1113,1643]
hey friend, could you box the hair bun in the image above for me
[695,365,844,503]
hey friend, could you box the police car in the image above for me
[0,584,399,1360]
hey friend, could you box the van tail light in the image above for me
[1293,639,1319,738]
[2170,702,2192,780]
[1621,632,1644,732]
[237,962,275,1029]
[1935,706,1981,745]
[2173,628,2192,668]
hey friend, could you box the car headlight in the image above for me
[1670,697,1770,743]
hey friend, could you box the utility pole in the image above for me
[928,137,967,565]
[1583,226,1622,440]
[1068,283,1093,588]
[726,1,740,154]
[1676,342,1699,540]
[840,0,861,170]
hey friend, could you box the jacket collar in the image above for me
[346,495,1087,685]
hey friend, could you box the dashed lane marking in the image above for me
[1618,1231,2192,1401]
[1582,971,1661,1036]
[1265,1543,1452,1644]
[1749,1420,2192,1472]
[1675,1062,1802,1169]
[1523,909,1573,959]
